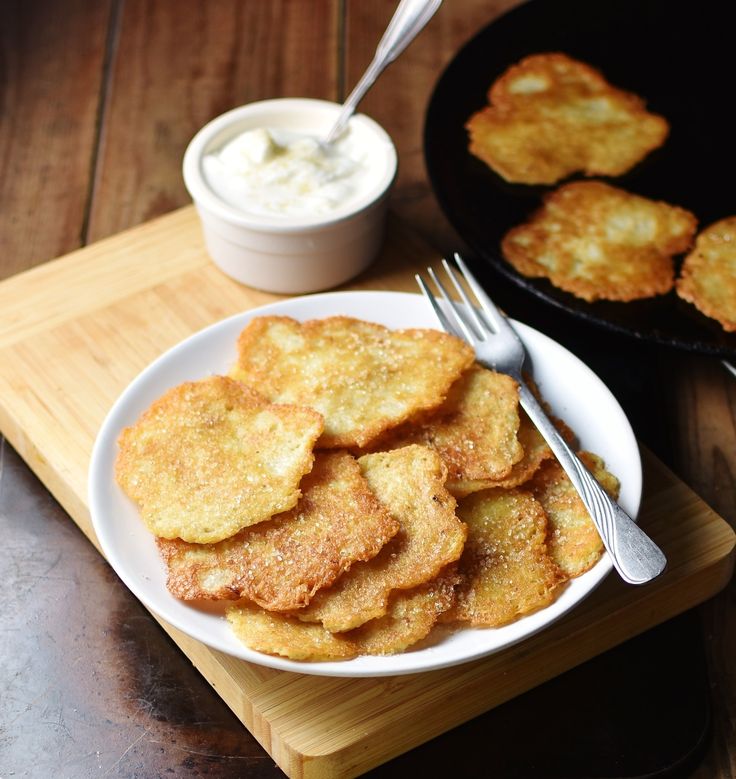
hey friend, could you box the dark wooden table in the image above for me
[1,2,734,777]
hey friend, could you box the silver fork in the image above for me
[417,254,667,585]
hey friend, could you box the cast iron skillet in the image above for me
[424,0,736,356]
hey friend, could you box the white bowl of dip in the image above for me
[183,98,398,294]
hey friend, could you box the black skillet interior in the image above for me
[424,0,736,356]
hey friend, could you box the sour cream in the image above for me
[183,98,397,292]
[203,127,373,218]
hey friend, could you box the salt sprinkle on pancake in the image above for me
[230,315,474,448]
[115,375,323,543]
[449,407,552,497]
[368,365,523,489]
[450,488,563,627]
[296,445,467,632]
[227,571,457,661]
[157,451,400,610]
[530,450,620,578]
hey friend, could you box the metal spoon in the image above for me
[324,0,443,144]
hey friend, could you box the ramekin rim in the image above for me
[182,98,398,233]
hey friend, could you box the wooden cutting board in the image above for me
[0,205,733,779]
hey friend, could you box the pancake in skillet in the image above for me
[676,216,736,331]
[466,52,669,185]
[501,181,697,302]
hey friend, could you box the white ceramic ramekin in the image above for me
[183,98,398,294]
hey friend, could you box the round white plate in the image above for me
[88,290,642,677]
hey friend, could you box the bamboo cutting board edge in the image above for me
[0,206,734,779]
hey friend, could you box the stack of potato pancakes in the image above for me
[116,315,618,662]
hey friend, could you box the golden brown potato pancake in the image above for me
[449,488,563,626]
[156,451,400,610]
[466,52,669,185]
[676,216,736,331]
[366,365,523,488]
[450,405,577,498]
[296,445,467,632]
[226,571,457,661]
[530,451,620,578]
[228,603,356,662]
[115,375,323,543]
[449,408,550,497]
[502,181,697,301]
[230,315,475,448]
[351,570,458,656]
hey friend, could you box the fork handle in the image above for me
[518,382,667,585]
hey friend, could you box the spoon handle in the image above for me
[324,0,442,144]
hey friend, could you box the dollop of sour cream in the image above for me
[203,127,372,218]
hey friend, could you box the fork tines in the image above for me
[417,253,511,341]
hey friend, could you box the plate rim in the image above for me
[88,289,642,677]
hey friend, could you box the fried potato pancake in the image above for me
[230,316,475,448]
[115,376,323,543]
[367,366,523,487]
[676,216,736,331]
[449,408,550,497]
[449,488,563,626]
[228,603,356,661]
[156,451,400,610]
[226,572,457,661]
[450,407,576,497]
[466,52,669,184]
[351,570,458,656]
[530,451,620,578]
[502,181,697,301]
[296,445,467,632]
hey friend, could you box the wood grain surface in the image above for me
[1,1,735,777]
[0,0,113,275]
[86,0,340,242]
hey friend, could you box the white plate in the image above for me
[88,290,642,677]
